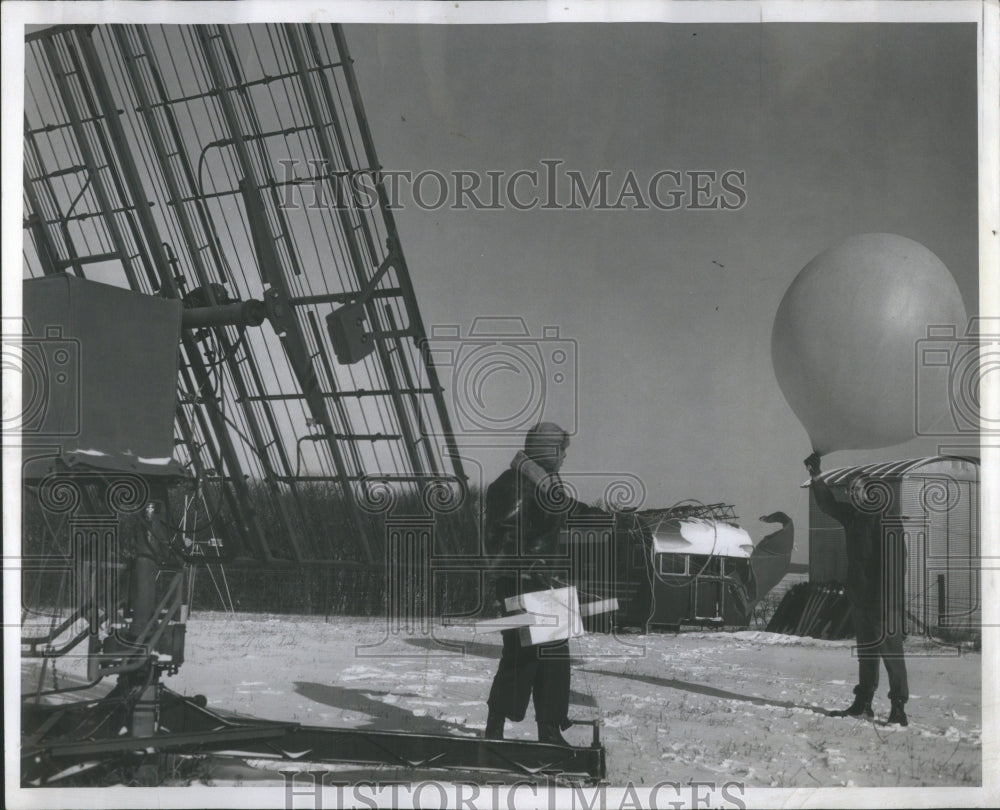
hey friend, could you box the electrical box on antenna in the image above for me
[327,302,375,364]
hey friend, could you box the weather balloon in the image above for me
[771,233,966,455]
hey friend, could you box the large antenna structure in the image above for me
[18,24,607,784]
[23,23,466,564]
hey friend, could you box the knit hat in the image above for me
[523,422,569,460]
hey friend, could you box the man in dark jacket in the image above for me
[805,452,909,726]
[484,422,605,745]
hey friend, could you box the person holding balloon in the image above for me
[772,232,969,727]
[805,452,909,726]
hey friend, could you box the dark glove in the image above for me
[804,452,822,477]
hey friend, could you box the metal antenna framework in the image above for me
[18,24,608,785]
[22,23,466,565]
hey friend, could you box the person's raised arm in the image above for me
[804,452,851,525]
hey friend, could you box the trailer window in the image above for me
[658,554,688,575]
[691,555,721,576]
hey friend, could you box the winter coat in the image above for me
[484,452,606,600]
[810,478,904,610]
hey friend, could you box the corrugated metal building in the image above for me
[806,456,980,633]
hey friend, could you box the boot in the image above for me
[887,699,909,726]
[830,695,874,719]
[537,722,571,746]
[484,710,505,740]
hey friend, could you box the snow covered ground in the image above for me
[23,611,980,790]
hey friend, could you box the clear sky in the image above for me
[343,22,980,561]
[9,14,983,566]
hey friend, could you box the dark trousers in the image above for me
[851,601,909,703]
[487,629,571,727]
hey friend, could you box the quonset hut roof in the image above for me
[800,455,979,488]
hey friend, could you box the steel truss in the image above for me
[20,23,608,789]
[22,689,606,785]
[22,24,466,563]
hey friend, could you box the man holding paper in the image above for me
[483,422,607,745]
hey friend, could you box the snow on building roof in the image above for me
[800,455,979,488]
[22,448,188,479]
[650,517,755,558]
